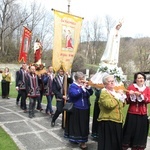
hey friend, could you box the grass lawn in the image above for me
[0,127,19,150]
[0,82,150,149]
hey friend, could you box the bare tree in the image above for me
[134,37,150,71]
[81,18,104,64]
[104,15,115,39]
[25,0,51,63]
[0,0,31,57]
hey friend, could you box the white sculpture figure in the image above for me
[90,20,125,85]
[101,22,122,66]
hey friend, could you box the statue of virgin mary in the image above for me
[90,20,125,85]
[100,22,122,66]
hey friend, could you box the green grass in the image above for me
[0,127,19,150]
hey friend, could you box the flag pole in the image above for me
[63,0,71,129]
[67,0,71,13]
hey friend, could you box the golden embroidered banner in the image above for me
[18,26,32,63]
[52,9,83,72]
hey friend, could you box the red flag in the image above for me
[18,26,32,63]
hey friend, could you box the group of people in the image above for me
[54,70,150,150]
[49,68,150,150]
[0,64,150,150]
[15,63,55,118]
[91,72,150,150]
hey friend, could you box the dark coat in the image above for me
[52,75,73,100]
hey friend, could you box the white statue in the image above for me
[101,22,122,66]
[90,20,125,85]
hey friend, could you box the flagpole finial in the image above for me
[67,0,71,13]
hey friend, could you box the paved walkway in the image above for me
[0,97,150,150]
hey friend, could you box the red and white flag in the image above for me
[18,26,32,63]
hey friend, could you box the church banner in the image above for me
[52,9,83,72]
[18,26,32,63]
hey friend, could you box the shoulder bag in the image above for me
[63,102,73,112]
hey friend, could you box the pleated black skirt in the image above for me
[97,121,123,150]
[122,113,149,149]
[64,107,90,143]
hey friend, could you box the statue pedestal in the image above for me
[31,63,46,75]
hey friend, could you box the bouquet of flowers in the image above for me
[97,64,125,83]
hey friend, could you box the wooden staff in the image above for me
[63,73,68,128]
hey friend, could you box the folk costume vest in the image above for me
[18,69,27,90]
[27,73,40,97]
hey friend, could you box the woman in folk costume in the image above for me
[65,72,93,149]
[1,67,11,99]
[122,72,150,150]
[97,74,126,150]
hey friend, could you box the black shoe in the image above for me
[16,101,19,105]
[32,114,35,117]
[29,114,32,118]
[51,121,55,127]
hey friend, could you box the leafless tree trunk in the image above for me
[0,0,31,57]
[134,38,150,71]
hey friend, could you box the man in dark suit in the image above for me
[16,63,28,112]
[15,67,22,105]
[51,67,73,128]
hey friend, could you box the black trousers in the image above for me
[16,90,21,103]
[36,91,43,109]
[29,97,37,115]
[20,90,27,110]
[1,81,10,98]
[52,101,64,127]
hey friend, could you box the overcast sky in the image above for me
[22,0,150,38]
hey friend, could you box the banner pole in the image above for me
[63,73,68,128]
